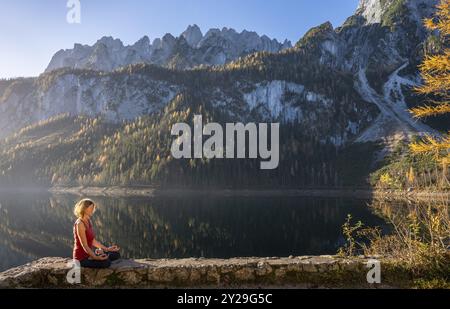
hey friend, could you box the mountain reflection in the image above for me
[0,192,387,271]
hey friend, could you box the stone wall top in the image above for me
[0,256,400,288]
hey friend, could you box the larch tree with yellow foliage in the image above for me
[410,0,450,186]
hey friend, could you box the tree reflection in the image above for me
[0,192,387,271]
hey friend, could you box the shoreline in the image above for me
[48,186,450,201]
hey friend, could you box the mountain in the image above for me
[293,0,441,142]
[45,25,292,72]
[0,0,446,188]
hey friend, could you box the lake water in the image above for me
[0,192,390,272]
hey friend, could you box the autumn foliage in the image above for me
[410,0,450,168]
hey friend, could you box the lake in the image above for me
[0,191,390,272]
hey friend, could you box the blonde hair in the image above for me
[73,198,95,218]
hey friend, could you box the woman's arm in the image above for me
[76,222,107,260]
[92,239,108,251]
[93,240,120,252]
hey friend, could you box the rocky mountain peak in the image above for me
[181,24,203,47]
[356,0,388,24]
[356,0,439,25]
[45,25,290,72]
[134,35,150,46]
[0,0,443,169]
[96,36,124,49]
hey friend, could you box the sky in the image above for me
[0,0,360,78]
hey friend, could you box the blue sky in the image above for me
[0,0,359,78]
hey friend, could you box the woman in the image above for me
[73,198,121,268]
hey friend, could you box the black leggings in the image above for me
[79,251,121,269]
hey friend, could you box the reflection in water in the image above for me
[0,192,388,271]
[366,197,449,259]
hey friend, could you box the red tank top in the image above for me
[73,218,95,261]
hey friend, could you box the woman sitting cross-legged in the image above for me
[73,198,121,268]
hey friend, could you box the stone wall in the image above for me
[0,256,405,288]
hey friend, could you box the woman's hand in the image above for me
[107,245,120,252]
[94,254,108,261]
